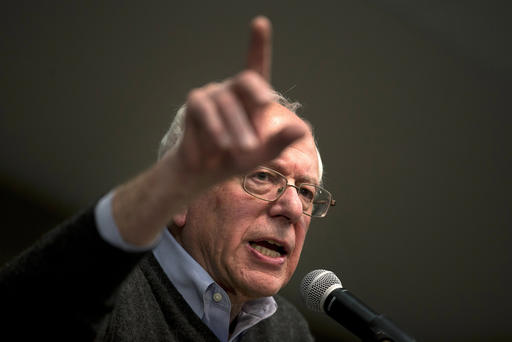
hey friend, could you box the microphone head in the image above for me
[300,269,343,312]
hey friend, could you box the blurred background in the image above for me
[1,1,510,341]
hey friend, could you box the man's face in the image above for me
[173,103,319,301]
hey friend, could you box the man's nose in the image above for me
[269,184,304,223]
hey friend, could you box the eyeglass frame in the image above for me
[241,166,336,218]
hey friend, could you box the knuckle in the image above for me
[236,70,260,84]
[187,89,205,105]
[203,82,221,94]
[214,94,245,119]
[213,89,235,106]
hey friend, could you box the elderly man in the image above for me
[0,17,334,341]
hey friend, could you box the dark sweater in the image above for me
[0,206,314,341]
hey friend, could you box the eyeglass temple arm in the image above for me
[313,199,336,206]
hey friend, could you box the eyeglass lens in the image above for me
[243,168,331,217]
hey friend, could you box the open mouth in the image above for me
[249,240,287,258]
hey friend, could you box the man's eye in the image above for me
[299,187,315,201]
[252,171,270,182]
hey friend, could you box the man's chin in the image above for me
[237,272,287,299]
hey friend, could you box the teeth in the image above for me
[252,245,282,258]
[265,240,283,247]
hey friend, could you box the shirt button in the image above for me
[213,292,223,302]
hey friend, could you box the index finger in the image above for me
[247,16,272,82]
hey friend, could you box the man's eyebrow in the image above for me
[262,162,319,186]
[296,175,319,186]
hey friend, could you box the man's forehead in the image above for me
[260,103,319,182]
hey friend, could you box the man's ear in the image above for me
[172,208,188,228]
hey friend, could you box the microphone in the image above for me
[300,269,416,342]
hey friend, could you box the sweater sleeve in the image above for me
[0,204,148,341]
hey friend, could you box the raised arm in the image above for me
[112,17,307,246]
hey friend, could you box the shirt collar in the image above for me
[153,228,214,318]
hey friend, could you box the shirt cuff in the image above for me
[94,191,162,252]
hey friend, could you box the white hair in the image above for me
[158,91,324,182]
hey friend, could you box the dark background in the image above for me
[1,1,511,341]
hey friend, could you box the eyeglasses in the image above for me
[242,166,335,218]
